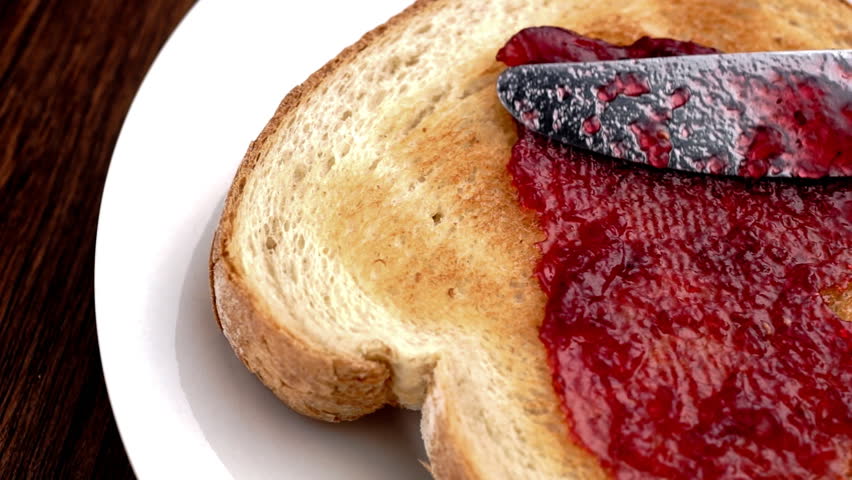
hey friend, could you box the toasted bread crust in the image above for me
[421,382,483,480]
[212,247,394,421]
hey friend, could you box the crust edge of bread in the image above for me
[421,380,484,480]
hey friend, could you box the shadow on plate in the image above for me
[175,199,430,479]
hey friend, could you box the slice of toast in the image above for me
[209,1,852,478]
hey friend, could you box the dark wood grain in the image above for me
[0,1,196,477]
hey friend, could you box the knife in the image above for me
[497,50,852,178]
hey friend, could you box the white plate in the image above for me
[94,1,429,478]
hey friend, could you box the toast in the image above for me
[209,1,852,478]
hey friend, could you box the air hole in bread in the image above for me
[447,287,456,298]
[466,168,478,183]
[414,23,431,35]
[405,55,420,67]
[385,56,401,75]
[368,92,383,109]
[370,259,387,281]
[431,212,443,225]
[408,105,436,132]
[265,237,277,250]
[795,5,815,17]
[293,165,307,182]
[341,110,352,121]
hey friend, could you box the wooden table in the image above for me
[0,1,196,476]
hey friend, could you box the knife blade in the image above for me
[497,50,852,178]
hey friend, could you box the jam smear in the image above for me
[731,74,852,178]
[670,87,690,109]
[596,73,651,102]
[500,27,852,479]
[497,27,719,66]
[583,115,602,134]
[629,116,673,168]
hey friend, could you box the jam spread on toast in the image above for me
[499,27,852,479]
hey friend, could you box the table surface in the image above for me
[0,1,196,477]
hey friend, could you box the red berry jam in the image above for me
[499,27,852,479]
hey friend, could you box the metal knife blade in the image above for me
[497,50,852,178]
